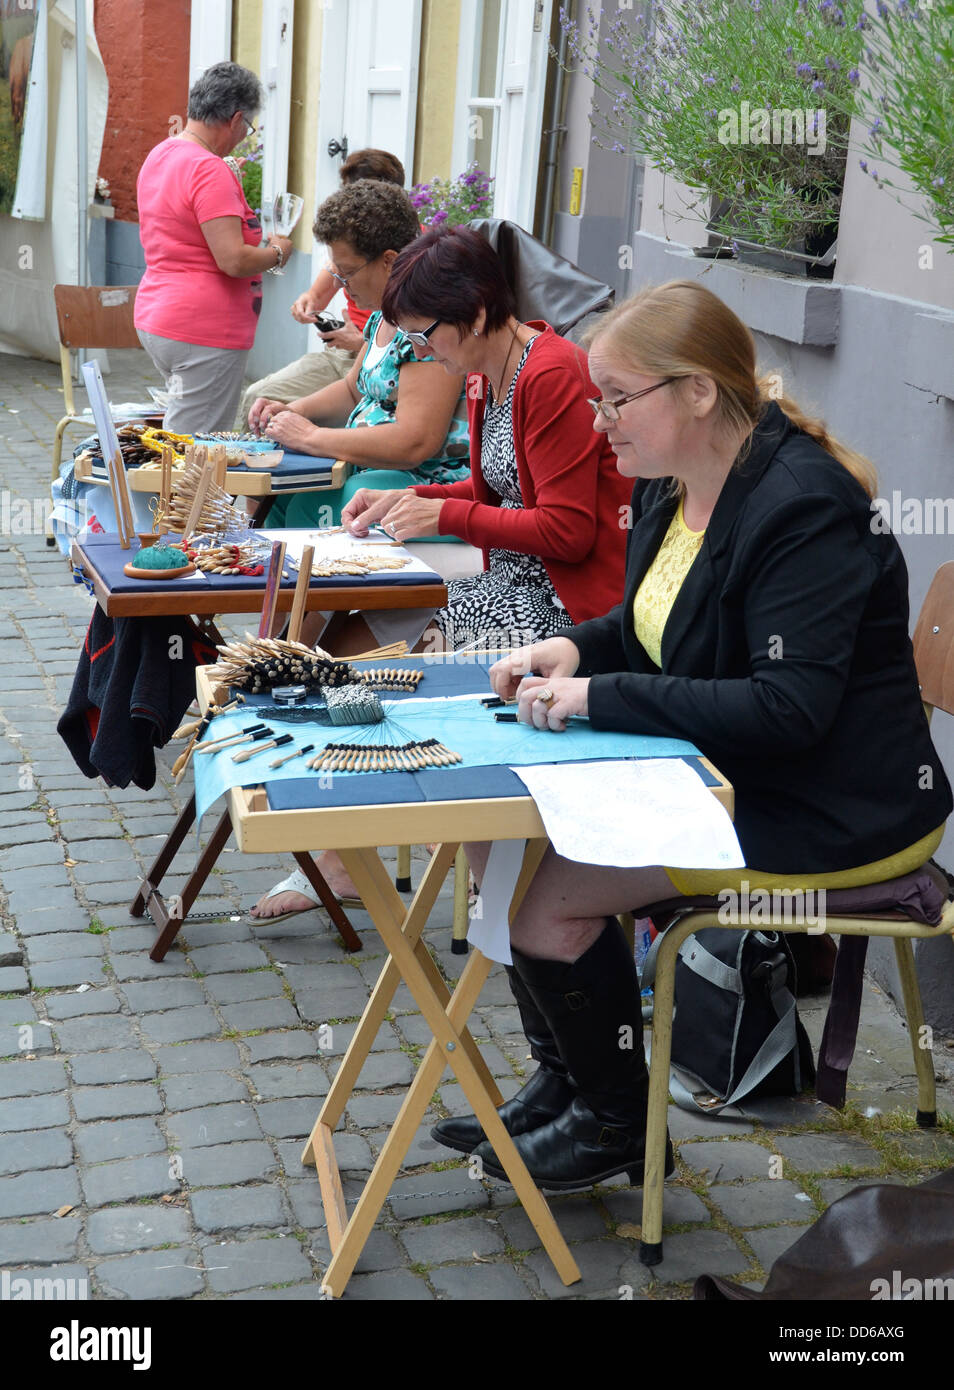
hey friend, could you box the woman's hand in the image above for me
[318,322,365,353]
[342,488,408,535]
[291,288,324,324]
[490,637,581,700]
[379,494,444,541]
[264,410,319,452]
[266,235,294,267]
[247,396,289,434]
[515,675,590,733]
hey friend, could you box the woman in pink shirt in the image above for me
[135,62,294,432]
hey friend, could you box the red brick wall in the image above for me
[95,0,192,222]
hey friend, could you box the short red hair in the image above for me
[382,224,516,339]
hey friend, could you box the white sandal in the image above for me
[248,868,362,924]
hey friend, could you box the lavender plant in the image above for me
[560,0,866,251]
[849,0,954,245]
[409,164,494,226]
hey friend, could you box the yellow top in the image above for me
[633,496,705,668]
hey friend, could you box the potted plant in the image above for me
[559,0,867,277]
[409,164,495,227]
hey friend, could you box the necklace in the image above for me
[183,128,216,154]
[492,323,522,405]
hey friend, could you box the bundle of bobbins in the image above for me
[309,739,462,773]
[204,636,425,697]
[187,542,264,576]
[323,684,385,726]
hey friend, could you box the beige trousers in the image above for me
[237,346,356,429]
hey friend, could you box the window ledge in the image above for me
[637,232,842,347]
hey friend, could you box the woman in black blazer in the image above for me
[430,279,953,1191]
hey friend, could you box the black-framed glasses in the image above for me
[329,258,370,288]
[403,319,441,349]
[587,377,676,421]
[238,113,257,138]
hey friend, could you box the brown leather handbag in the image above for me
[695,1170,954,1300]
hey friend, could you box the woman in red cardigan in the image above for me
[251,225,630,920]
[339,224,631,654]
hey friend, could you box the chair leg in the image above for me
[395,844,412,892]
[452,845,470,955]
[893,938,937,1127]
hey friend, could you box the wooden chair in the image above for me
[638,560,954,1268]
[52,284,143,484]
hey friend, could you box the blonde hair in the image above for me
[584,280,878,499]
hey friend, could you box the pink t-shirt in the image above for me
[135,139,263,350]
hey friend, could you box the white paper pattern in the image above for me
[512,759,744,870]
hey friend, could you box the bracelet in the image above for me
[266,242,285,274]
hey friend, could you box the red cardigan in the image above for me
[412,323,631,624]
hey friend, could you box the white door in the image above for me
[311,0,422,338]
[452,0,552,232]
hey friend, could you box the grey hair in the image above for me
[187,62,263,126]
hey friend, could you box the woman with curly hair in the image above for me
[249,180,470,527]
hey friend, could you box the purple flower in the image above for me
[932,176,945,188]
[430,210,448,225]
[848,67,860,83]
[797,62,813,75]
[825,56,840,69]
[858,158,868,171]
[812,79,825,90]
[876,0,888,14]
[730,80,741,92]
[702,73,716,85]
[869,116,884,135]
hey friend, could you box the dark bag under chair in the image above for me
[695,1169,954,1300]
[642,926,816,1114]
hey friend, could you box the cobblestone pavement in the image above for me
[0,349,953,1301]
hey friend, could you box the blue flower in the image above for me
[869,116,884,135]
[848,67,860,83]
[730,80,741,92]
[858,158,868,171]
[812,79,825,90]
[932,176,945,188]
[797,62,813,75]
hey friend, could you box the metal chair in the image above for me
[638,560,954,1267]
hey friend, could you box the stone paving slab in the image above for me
[1,349,953,1300]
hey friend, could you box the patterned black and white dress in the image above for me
[433,339,575,650]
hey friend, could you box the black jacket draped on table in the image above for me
[570,402,953,873]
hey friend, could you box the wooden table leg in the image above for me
[131,793,198,917]
[302,843,500,1165]
[147,808,234,961]
[292,851,362,954]
[315,840,579,1298]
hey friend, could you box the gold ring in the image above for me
[535,687,555,708]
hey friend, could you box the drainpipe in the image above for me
[540,0,572,247]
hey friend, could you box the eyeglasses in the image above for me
[402,319,441,349]
[329,258,371,288]
[238,113,257,138]
[587,377,676,421]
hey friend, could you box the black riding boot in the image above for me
[472,920,674,1190]
[430,964,575,1155]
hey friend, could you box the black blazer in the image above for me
[570,402,953,873]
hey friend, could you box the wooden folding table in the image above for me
[195,662,734,1297]
[69,540,448,961]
